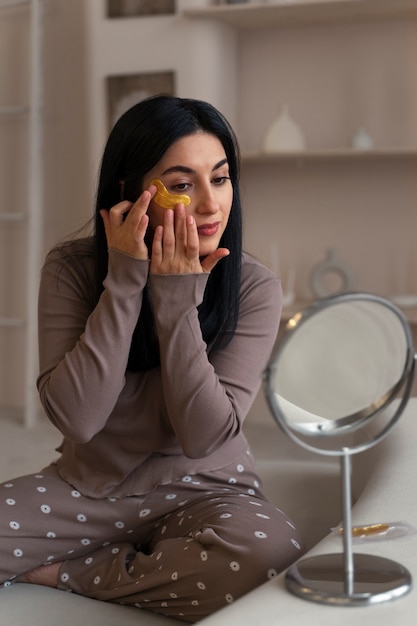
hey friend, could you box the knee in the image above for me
[192,518,304,615]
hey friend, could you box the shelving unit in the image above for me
[0,0,43,427]
[183,0,417,311]
[185,0,417,160]
[242,148,417,164]
[184,0,417,30]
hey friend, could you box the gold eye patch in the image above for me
[150,178,191,209]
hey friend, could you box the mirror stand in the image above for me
[264,293,416,607]
[285,448,412,606]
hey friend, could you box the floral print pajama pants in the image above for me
[0,457,304,622]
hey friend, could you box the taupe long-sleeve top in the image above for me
[37,238,282,498]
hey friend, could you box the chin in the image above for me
[199,248,216,259]
[199,240,220,257]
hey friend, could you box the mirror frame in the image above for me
[264,292,416,457]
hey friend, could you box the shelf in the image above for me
[184,0,417,30]
[281,300,311,321]
[241,148,417,164]
[282,299,417,325]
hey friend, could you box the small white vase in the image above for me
[351,128,374,151]
[177,0,211,9]
[262,104,306,153]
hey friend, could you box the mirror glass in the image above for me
[265,293,415,453]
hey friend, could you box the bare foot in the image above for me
[19,562,61,588]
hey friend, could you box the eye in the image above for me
[171,182,191,192]
[212,176,231,186]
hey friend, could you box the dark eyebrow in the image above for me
[161,158,228,176]
[213,158,228,171]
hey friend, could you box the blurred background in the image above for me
[1,0,416,426]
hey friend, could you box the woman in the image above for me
[0,95,304,622]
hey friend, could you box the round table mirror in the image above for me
[264,292,415,606]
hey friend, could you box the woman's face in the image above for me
[144,132,233,258]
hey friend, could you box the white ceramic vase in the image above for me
[262,104,306,153]
[351,127,374,151]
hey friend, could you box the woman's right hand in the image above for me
[100,187,155,260]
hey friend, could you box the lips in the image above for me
[197,222,220,237]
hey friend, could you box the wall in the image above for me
[41,0,91,248]
[0,0,91,412]
[238,18,417,301]
[83,0,239,182]
[1,1,416,415]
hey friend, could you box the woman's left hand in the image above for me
[150,204,229,275]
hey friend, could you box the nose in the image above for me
[194,183,219,215]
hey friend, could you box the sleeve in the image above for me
[149,261,282,458]
[37,247,149,443]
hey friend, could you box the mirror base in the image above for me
[286,553,412,606]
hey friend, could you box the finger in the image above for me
[119,190,152,243]
[186,215,200,259]
[162,209,176,257]
[126,189,153,226]
[99,208,110,236]
[134,213,150,242]
[150,225,164,272]
[174,204,187,251]
[200,248,230,273]
[107,201,133,225]
[100,207,125,245]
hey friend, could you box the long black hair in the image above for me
[94,95,242,370]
